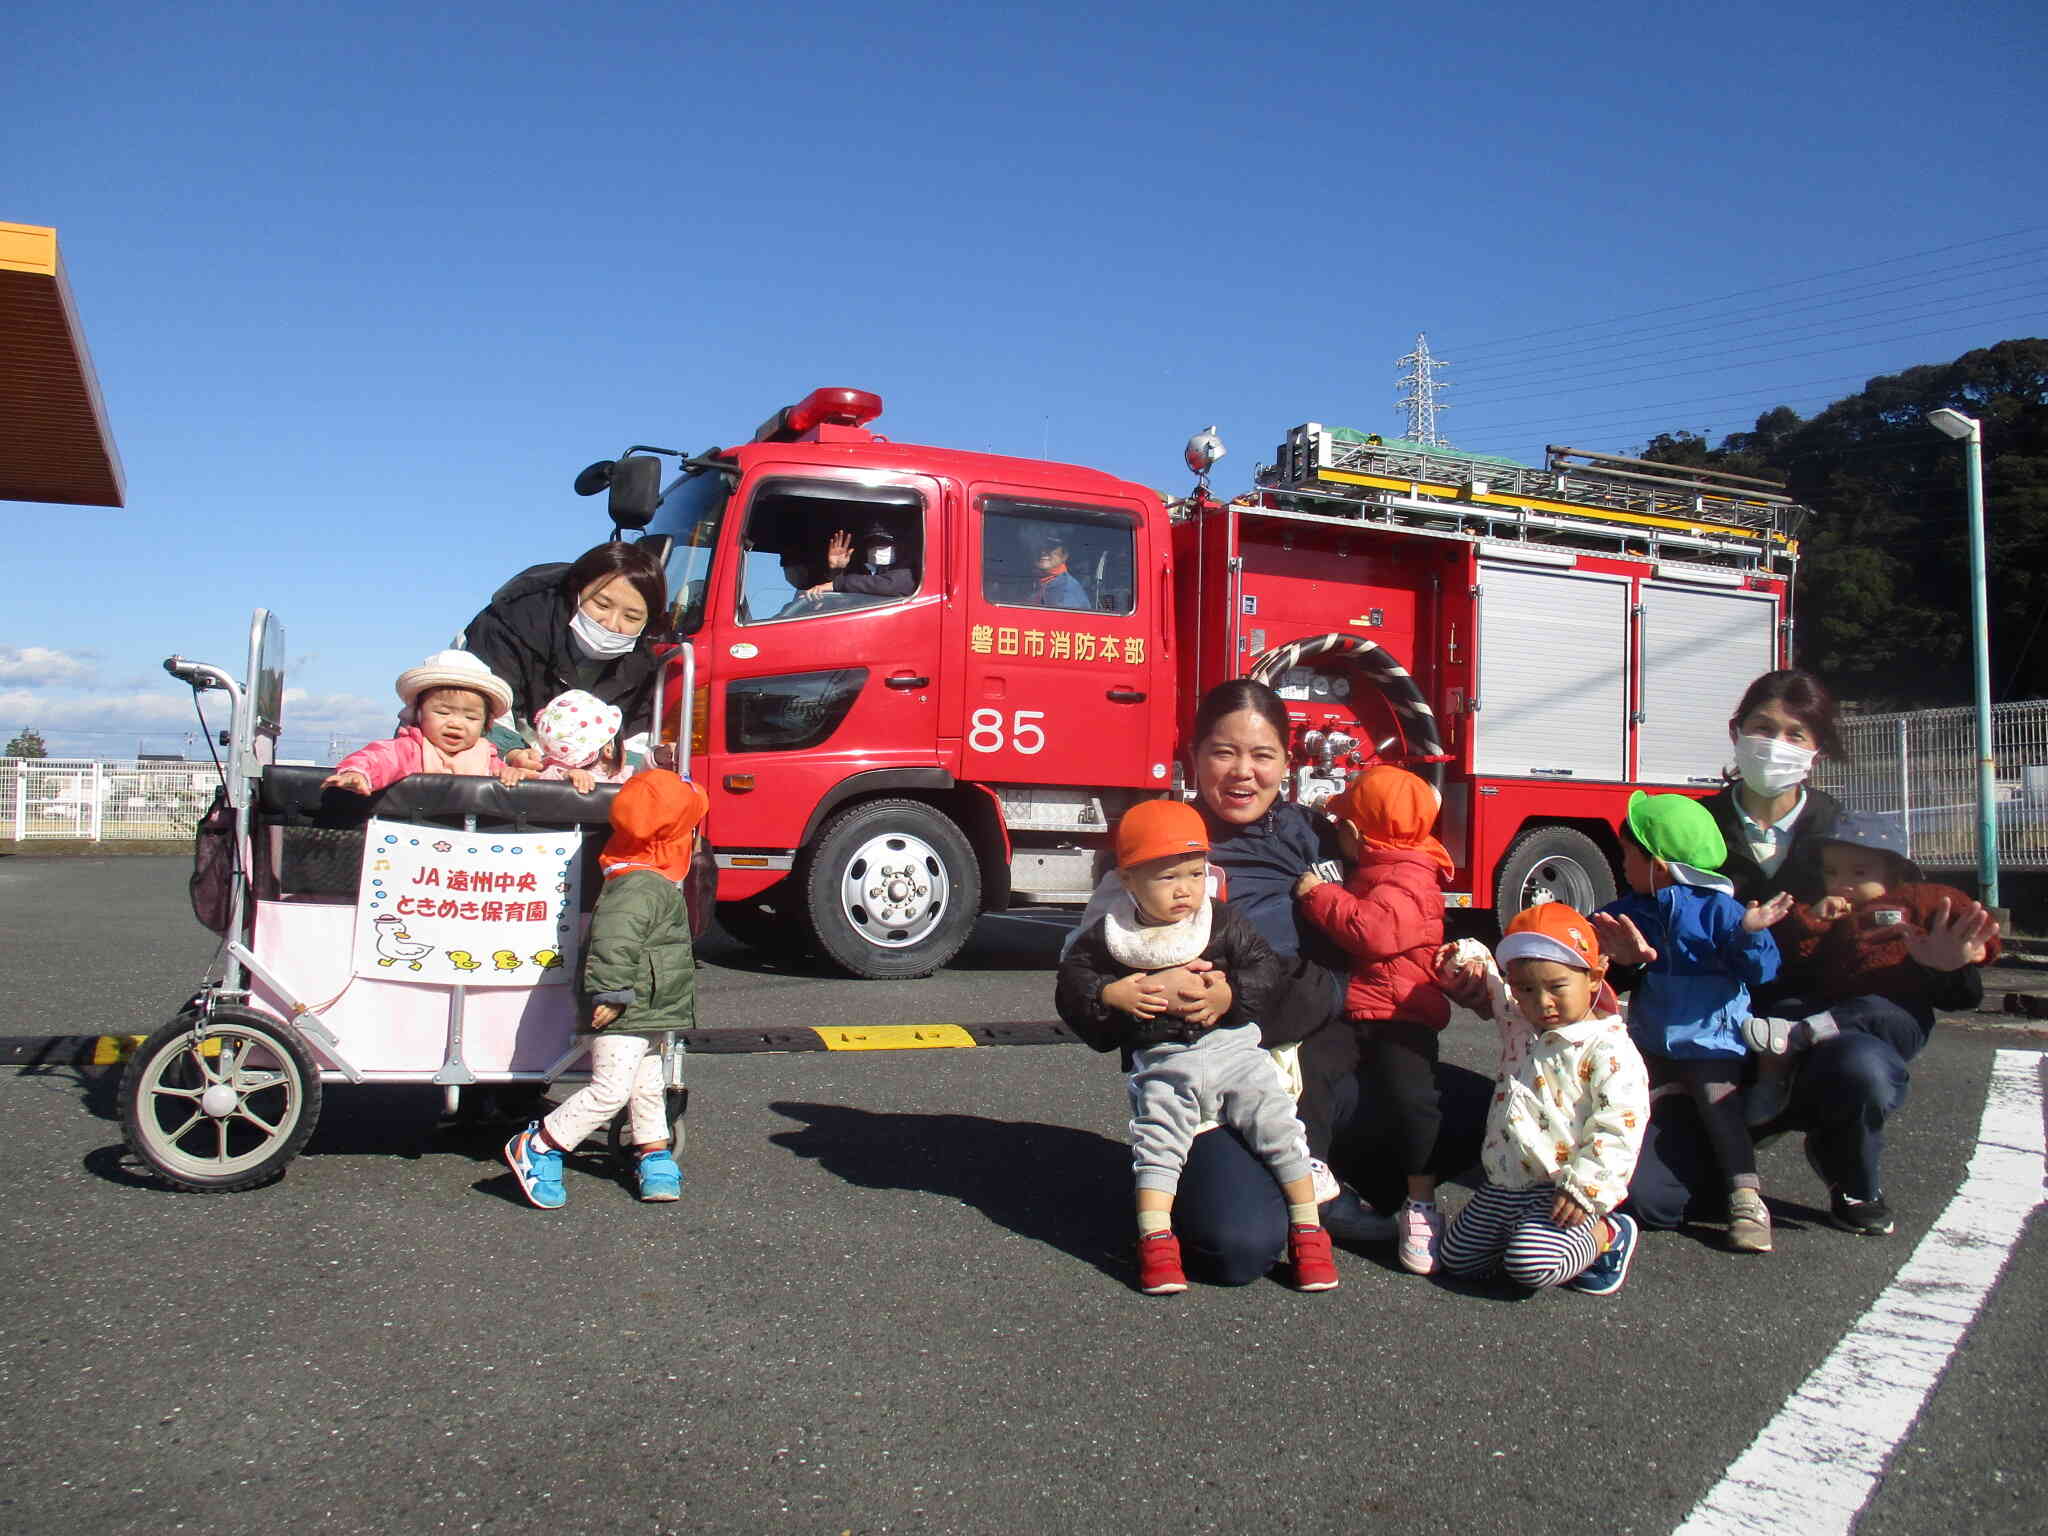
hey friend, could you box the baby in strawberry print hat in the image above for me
[532,690,631,793]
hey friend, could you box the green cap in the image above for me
[1625,791,1728,872]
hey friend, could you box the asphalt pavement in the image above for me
[2,856,2045,1536]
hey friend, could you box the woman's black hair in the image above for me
[1191,678,1290,748]
[559,541,668,628]
[1730,668,1845,761]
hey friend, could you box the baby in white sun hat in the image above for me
[531,689,631,794]
[323,650,534,795]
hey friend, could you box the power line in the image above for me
[1457,254,2048,378]
[1451,290,2047,404]
[1446,224,2048,352]
[1451,310,2048,410]
[1466,373,1873,436]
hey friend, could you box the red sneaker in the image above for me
[1136,1230,1188,1294]
[1290,1224,1339,1291]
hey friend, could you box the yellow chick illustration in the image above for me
[531,948,563,971]
[491,950,522,971]
[446,951,484,973]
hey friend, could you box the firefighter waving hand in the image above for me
[804,524,915,602]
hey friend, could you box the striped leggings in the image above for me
[1439,1183,1602,1290]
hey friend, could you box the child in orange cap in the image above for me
[1056,798,1338,1295]
[1435,903,1651,1296]
[505,770,707,1209]
[1293,765,1453,1274]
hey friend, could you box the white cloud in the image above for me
[0,687,389,744]
[0,646,97,685]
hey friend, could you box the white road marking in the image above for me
[1674,1048,2046,1535]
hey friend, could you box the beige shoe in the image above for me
[1728,1188,1774,1253]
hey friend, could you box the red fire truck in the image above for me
[578,387,1806,978]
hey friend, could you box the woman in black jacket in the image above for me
[1615,669,1988,1238]
[459,542,669,763]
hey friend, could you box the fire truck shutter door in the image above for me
[1472,563,1628,782]
[1636,583,1779,786]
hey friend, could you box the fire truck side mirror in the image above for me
[605,455,663,530]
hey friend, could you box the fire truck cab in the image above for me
[598,388,1179,977]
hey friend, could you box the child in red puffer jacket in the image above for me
[1294,765,1452,1274]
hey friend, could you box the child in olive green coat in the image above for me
[505,771,706,1207]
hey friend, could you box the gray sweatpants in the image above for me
[1128,1023,1314,1196]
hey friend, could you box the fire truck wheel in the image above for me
[800,798,981,979]
[1493,826,1616,921]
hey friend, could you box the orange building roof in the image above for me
[1,222,125,507]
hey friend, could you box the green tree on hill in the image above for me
[1642,339,2048,708]
[5,727,48,759]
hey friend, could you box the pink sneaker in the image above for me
[1398,1199,1442,1275]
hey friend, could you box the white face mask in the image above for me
[1734,733,1816,795]
[867,544,894,569]
[569,606,639,659]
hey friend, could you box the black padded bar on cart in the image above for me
[253,765,620,903]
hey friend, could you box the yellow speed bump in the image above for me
[812,1024,977,1051]
[91,1034,222,1065]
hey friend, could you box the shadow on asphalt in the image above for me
[767,1100,1129,1279]
[23,1061,122,1122]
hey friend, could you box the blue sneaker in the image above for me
[636,1149,682,1202]
[1569,1211,1638,1296]
[504,1122,566,1209]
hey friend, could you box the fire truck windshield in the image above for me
[642,467,732,636]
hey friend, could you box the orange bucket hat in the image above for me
[1497,902,1606,979]
[600,770,707,882]
[1113,799,1209,870]
[1325,765,1453,879]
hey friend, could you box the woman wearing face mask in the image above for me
[458,542,670,768]
[1605,669,1988,1238]
[1699,669,1845,905]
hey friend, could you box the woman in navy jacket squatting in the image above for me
[1135,679,1487,1282]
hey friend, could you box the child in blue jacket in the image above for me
[1599,792,1790,1255]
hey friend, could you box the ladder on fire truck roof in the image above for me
[1251,423,1809,575]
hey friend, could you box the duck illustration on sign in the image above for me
[372,914,433,970]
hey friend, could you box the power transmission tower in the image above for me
[1395,332,1451,447]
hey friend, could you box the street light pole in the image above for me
[1927,408,1998,909]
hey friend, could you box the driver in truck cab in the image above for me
[801,521,916,603]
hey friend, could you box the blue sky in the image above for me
[8,0,2045,760]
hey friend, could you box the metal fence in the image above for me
[14,705,2048,864]
[2,759,222,842]
[1814,700,2048,873]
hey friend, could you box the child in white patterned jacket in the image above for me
[1437,902,1651,1297]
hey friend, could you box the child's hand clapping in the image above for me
[1904,896,2000,971]
[1742,891,1796,931]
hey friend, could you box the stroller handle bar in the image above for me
[163,655,239,698]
